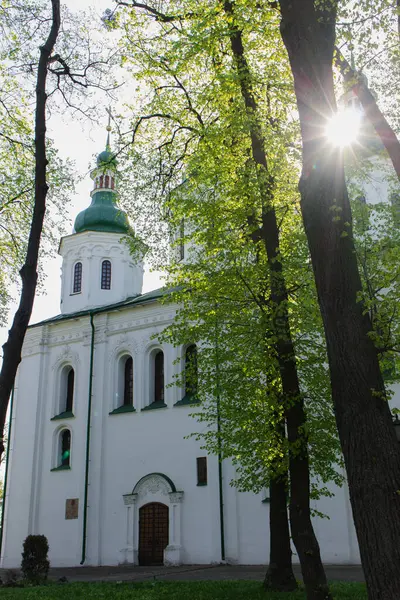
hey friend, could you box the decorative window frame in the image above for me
[142,345,167,411]
[71,260,83,295]
[109,351,136,415]
[51,348,80,419]
[51,425,72,471]
[51,358,78,420]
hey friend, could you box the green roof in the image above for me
[97,148,116,166]
[74,191,131,235]
[29,287,177,329]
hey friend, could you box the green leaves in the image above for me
[114,0,342,495]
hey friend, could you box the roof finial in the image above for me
[106,106,112,150]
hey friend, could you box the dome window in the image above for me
[73,262,82,293]
[101,260,112,290]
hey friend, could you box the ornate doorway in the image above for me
[138,502,169,565]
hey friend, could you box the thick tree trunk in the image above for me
[0,0,60,460]
[334,47,400,181]
[264,474,297,592]
[279,2,400,599]
[223,3,330,598]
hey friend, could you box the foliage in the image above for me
[0,2,76,324]
[335,0,400,134]
[351,197,400,387]
[115,0,343,498]
[0,0,122,324]
[21,535,50,585]
[0,580,369,599]
[112,0,400,502]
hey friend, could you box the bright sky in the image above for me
[0,0,162,350]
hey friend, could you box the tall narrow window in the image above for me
[197,457,207,486]
[185,344,198,397]
[73,262,82,293]
[124,357,133,406]
[60,430,71,467]
[65,368,74,413]
[154,351,164,403]
[101,260,112,290]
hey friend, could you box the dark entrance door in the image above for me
[138,502,169,565]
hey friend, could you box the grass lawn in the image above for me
[0,581,367,599]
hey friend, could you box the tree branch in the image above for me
[334,46,400,182]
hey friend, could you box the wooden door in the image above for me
[138,502,169,566]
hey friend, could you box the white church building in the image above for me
[1,132,399,569]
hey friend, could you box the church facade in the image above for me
[1,135,398,569]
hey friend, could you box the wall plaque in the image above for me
[65,498,79,520]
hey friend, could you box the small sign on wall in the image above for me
[65,498,79,520]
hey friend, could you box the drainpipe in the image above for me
[214,317,225,562]
[0,386,15,559]
[80,312,95,565]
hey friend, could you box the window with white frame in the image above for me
[52,428,71,470]
[113,354,135,413]
[154,350,164,404]
[143,349,166,410]
[55,366,75,417]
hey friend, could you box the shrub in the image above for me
[21,534,50,584]
[3,569,18,587]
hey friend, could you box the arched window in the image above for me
[65,368,74,413]
[55,366,75,418]
[73,262,82,293]
[101,260,112,290]
[185,344,198,397]
[124,356,133,406]
[110,355,135,415]
[154,351,164,404]
[60,430,71,467]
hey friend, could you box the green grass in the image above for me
[0,581,367,599]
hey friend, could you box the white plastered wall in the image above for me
[59,231,144,315]
[3,296,400,568]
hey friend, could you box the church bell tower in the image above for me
[58,123,144,314]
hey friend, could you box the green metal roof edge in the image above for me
[29,286,181,329]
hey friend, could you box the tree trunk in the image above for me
[264,474,297,592]
[334,47,400,181]
[279,2,400,599]
[0,0,60,460]
[223,3,330,598]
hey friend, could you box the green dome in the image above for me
[97,148,116,166]
[74,190,130,234]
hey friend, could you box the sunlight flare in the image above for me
[325,107,362,147]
